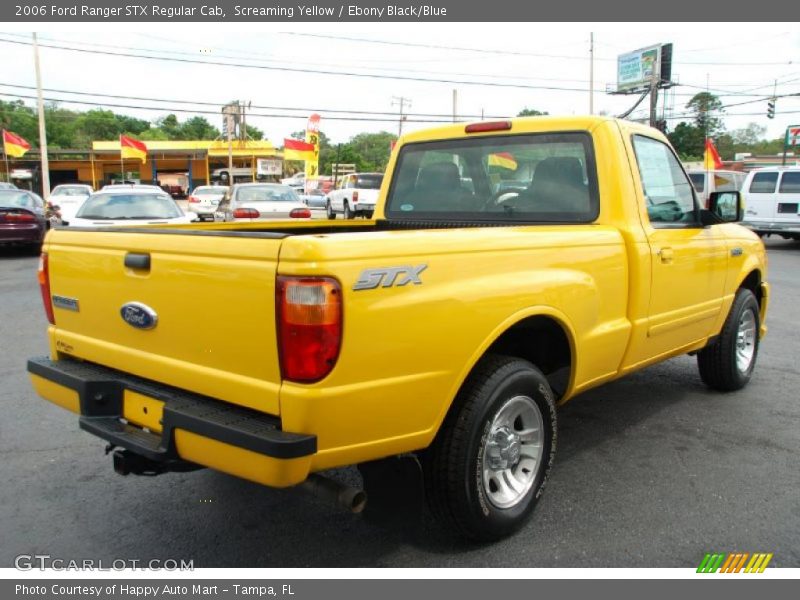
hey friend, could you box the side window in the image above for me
[632,135,697,226]
[749,172,778,193]
[778,172,800,193]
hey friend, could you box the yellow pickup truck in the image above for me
[28,116,768,541]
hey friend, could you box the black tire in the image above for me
[697,288,760,392]
[344,203,354,220]
[423,355,557,541]
[326,201,336,220]
[365,211,374,219]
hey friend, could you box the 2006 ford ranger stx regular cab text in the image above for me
[28,116,769,541]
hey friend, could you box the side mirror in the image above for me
[708,191,742,223]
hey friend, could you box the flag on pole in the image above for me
[283,138,316,161]
[120,135,147,163]
[703,139,723,170]
[3,130,31,158]
[488,152,518,170]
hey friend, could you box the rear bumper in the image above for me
[27,356,316,487]
[0,223,44,243]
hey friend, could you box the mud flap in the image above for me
[358,455,425,528]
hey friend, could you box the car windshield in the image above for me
[76,193,182,219]
[52,186,90,196]
[0,191,35,208]
[236,185,299,202]
[356,175,383,189]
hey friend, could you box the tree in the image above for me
[517,108,549,117]
[730,123,766,146]
[156,114,181,139]
[243,123,263,141]
[686,92,724,137]
[667,121,705,160]
[178,116,220,140]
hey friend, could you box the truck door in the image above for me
[631,135,728,359]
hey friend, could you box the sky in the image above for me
[0,23,798,147]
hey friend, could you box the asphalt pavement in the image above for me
[1,238,798,568]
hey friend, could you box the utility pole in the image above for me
[32,33,50,200]
[589,32,594,115]
[649,78,659,128]
[452,89,458,122]
[391,96,411,136]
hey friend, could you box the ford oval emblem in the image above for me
[120,302,158,330]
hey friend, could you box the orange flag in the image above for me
[703,139,722,170]
[3,130,31,158]
[120,135,147,163]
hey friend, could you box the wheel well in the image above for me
[484,316,572,399]
[740,270,762,307]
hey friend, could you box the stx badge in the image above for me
[353,265,427,291]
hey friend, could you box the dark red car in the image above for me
[0,189,48,251]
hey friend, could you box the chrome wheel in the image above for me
[481,395,544,509]
[736,308,757,373]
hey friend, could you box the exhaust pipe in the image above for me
[300,473,367,514]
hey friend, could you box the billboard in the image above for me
[617,45,662,92]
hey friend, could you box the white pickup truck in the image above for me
[325,172,383,219]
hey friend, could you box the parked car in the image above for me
[297,188,328,209]
[186,185,229,221]
[215,183,311,221]
[211,167,256,184]
[326,173,383,219]
[68,189,195,228]
[280,172,305,190]
[0,189,47,249]
[50,184,93,225]
[687,169,746,208]
[740,166,800,240]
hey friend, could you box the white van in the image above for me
[686,169,746,208]
[740,166,800,240]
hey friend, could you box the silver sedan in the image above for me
[215,183,311,221]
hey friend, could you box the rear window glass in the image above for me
[749,172,778,193]
[385,132,598,223]
[194,187,227,195]
[688,173,705,192]
[235,185,298,203]
[356,175,383,189]
[778,172,800,193]
[76,193,181,219]
[0,191,35,208]
[52,186,90,196]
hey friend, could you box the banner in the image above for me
[3,130,31,158]
[120,135,147,163]
[305,114,321,181]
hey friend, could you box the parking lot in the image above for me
[1,238,798,568]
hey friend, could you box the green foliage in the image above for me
[668,121,705,160]
[517,108,549,117]
[686,92,724,137]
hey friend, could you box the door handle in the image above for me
[657,247,674,263]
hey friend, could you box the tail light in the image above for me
[352,191,359,203]
[465,121,512,134]
[4,211,36,222]
[187,195,201,203]
[38,253,55,325]
[289,207,311,219]
[233,207,260,219]
[277,276,342,382]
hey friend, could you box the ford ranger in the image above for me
[28,117,769,541]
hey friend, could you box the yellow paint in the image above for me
[122,391,164,433]
[30,374,79,414]
[36,116,769,486]
[174,430,311,488]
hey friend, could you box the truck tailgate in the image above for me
[44,229,285,415]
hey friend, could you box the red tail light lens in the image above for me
[187,195,200,203]
[352,191,359,203]
[233,207,260,219]
[465,121,512,134]
[5,212,36,222]
[38,253,55,325]
[277,277,342,382]
[289,207,311,219]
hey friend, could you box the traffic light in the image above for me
[767,98,776,119]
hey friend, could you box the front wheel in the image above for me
[423,355,557,541]
[697,288,760,391]
[326,201,336,220]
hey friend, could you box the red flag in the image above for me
[283,138,315,161]
[120,135,147,163]
[703,139,722,170]
[3,130,31,158]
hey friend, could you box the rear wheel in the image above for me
[344,203,354,220]
[423,355,557,541]
[697,288,760,391]
[326,201,336,220]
